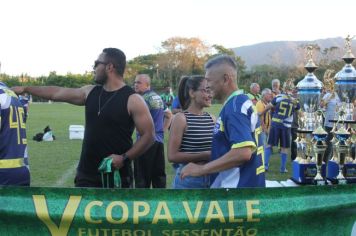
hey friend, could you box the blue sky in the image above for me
[0,0,354,76]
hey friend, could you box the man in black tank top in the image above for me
[12,48,155,188]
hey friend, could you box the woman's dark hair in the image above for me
[178,75,205,110]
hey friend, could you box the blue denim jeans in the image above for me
[172,165,210,189]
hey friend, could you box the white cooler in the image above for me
[69,125,84,140]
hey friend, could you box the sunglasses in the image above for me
[197,88,212,94]
[93,60,108,69]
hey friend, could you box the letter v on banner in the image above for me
[32,195,82,236]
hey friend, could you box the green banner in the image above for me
[1,185,356,236]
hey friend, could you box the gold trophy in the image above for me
[334,125,351,184]
[293,132,302,163]
[327,35,356,184]
[334,35,356,121]
[293,45,324,184]
[312,112,328,185]
[321,70,336,109]
[294,115,306,163]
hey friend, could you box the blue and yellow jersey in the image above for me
[210,91,265,188]
[271,93,300,128]
[138,90,166,143]
[0,83,30,186]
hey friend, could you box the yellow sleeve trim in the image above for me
[257,166,265,175]
[231,141,257,151]
[219,121,224,132]
[0,158,24,169]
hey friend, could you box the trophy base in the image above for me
[327,161,356,184]
[314,179,326,186]
[291,161,326,185]
[337,179,347,185]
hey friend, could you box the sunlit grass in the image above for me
[27,103,288,188]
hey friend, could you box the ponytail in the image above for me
[177,75,206,110]
[178,76,190,110]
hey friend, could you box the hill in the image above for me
[232,37,356,68]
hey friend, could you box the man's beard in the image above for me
[94,74,108,85]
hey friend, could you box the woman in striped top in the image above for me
[168,75,215,188]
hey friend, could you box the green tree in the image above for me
[125,54,160,87]
[158,37,211,88]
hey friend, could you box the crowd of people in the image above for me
[2,47,353,189]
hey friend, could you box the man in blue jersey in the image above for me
[0,82,30,186]
[180,55,265,188]
[263,79,300,173]
[134,74,172,188]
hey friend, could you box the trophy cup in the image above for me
[335,126,351,184]
[327,35,356,184]
[297,46,322,131]
[292,45,324,184]
[294,116,306,163]
[334,35,356,121]
[312,113,328,185]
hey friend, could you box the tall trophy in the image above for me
[292,45,326,184]
[334,35,356,121]
[312,114,328,185]
[335,125,350,184]
[327,35,356,184]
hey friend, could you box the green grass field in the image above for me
[26,103,290,187]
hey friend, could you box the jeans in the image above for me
[172,165,210,189]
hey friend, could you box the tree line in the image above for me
[0,37,349,100]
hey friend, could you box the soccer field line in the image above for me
[54,162,77,187]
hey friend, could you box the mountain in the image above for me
[231,37,356,68]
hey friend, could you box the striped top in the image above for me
[180,111,214,153]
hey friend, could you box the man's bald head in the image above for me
[136,74,151,86]
[134,74,151,94]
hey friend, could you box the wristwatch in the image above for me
[122,153,129,162]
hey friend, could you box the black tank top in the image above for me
[77,85,135,174]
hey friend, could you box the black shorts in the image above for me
[134,141,166,188]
